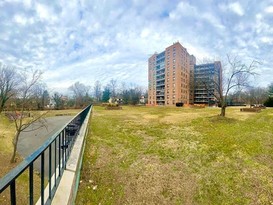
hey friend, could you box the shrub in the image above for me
[264,97,273,107]
[176,102,184,107]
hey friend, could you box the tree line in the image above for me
[0,63,147,162]
[0,65,147,112]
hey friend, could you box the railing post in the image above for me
[54,139,57,187]
[29,163,34,205]
[10,180,16,205]
[49,144,52,199]
[58,134,61,177]
[41,152,44,205]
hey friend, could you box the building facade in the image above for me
[148,42,193,106]
[194,61,222,105]
[189,55,196,104]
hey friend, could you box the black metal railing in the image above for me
[0,105,92,205]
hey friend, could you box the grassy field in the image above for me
[0,109,80,205]
[76,106,273,205]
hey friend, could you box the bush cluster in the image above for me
[264,97,273,107]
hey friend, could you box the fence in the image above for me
[0,105,92,205]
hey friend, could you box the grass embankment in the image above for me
[0,109,80,204]
[76,106,273,205]
[0,113,36,205]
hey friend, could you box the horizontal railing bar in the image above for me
[0,105,91,192]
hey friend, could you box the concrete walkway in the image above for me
[18,116,74,156]
[17,115,75,176]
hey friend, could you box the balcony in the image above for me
[156,77,165,82]
[156,66,165,72]
[156,98,165,102]
[156,89,165,96]
[156,72,165,76]
[156,82,165,87]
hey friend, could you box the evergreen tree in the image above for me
[102,87,111,102]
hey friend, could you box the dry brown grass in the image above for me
[123,156,197,205]
[77,106,273,205]
[0,115,15,155]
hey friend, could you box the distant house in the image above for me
[109,97,123,104]
[115,98,123,104]
[139,95,145,104]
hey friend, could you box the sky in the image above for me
[0,0,273,92]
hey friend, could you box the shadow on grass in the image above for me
[207,115,239,124]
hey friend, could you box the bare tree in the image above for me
[52,92,65,110]
[109,78,118,98]
[69,82,91,108]
[0,63,21,113]
[202,55,259,117]
[10,69,47,163]
[120,82,143,105]
[93,80,102,102]
[247,87,268,106]
[31,83,48,110]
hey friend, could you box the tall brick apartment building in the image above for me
[148,42,194,105]
[148,42,222,106]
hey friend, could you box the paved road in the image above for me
[17,115,75,177]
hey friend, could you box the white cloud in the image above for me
[23,0,32,8]
[140,28,150,39]
[229,2,244,16]
[35,3,58,22]
[260,36,273,44]
[265,6,273,13]
[13,14,27,25]
[169,1,197,19]
[219,2,244,16]
[36,3,50,20]
[201,13,225,29]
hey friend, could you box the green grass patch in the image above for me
[76,106,273,204]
